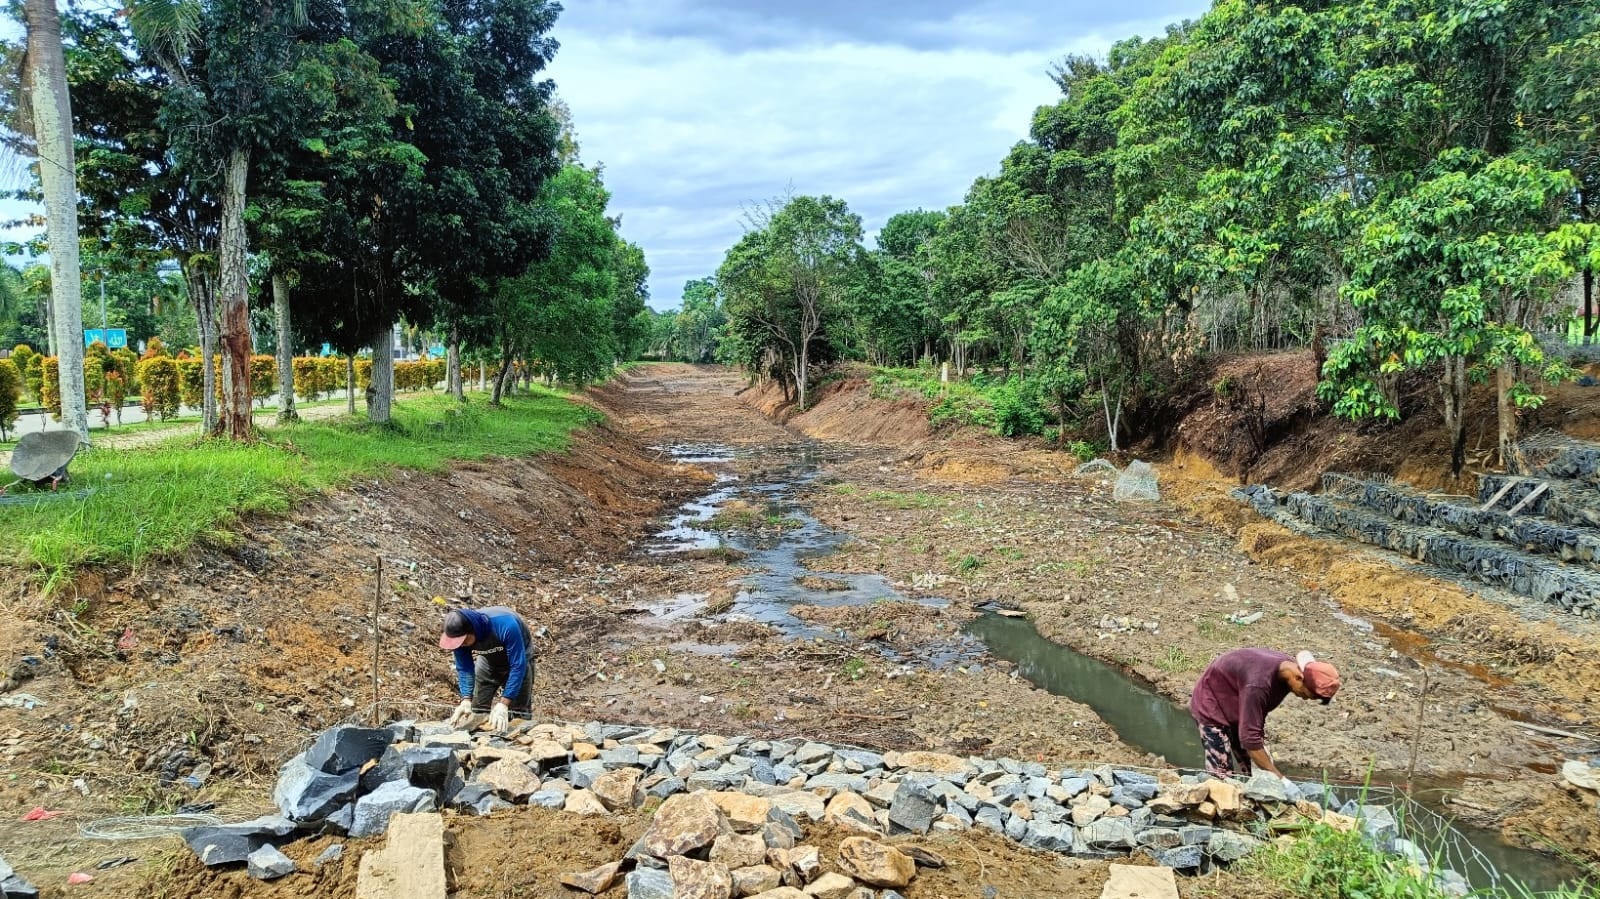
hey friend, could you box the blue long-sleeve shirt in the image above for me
[451,606,532,700]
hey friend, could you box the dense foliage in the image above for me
[654,1,1600,473]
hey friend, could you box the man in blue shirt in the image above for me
[439,607,536,733]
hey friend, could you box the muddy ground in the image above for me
[0,363,1594,896]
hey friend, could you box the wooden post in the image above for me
[371,555,382,726]
[1405,668,1430,793]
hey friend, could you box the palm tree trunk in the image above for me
[24,0,88,444]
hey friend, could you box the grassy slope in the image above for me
[1,390,598,589]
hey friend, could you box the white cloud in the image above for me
[551,7,1203,308]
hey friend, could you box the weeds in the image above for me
[863,489,943,510]
[1156,646,1194,673]
[951,553,984,573]
[842,657,867,680]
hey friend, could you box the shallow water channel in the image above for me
[645,442,1586,894]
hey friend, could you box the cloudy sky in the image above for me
[549,0,1206,308]
[3,1,1209,309]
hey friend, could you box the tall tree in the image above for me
[19,0,89,442]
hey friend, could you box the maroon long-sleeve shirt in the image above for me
[1189,648,1292,750]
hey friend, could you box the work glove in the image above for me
[487,701,510,734]
[446,698,474,728]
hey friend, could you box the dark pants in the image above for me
[470,647,534,713]
[1199,724,1252,777]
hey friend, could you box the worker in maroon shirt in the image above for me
[1189,648,1341,778]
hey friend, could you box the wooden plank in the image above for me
[1504,482,1549,517]
[1479,477,1522,512]
[357,812,447,899]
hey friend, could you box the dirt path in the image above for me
[0,363,1593,895]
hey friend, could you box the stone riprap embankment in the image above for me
[176,719,1464,898]
[1234,470,1600,619]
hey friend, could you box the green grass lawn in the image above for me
[1,390,599,590]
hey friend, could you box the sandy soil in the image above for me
[1,363,1595,896]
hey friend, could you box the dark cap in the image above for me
[439,610,471,649]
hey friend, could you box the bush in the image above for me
[293,356,324,401]
[0,359,21,440]
[250,355,276,404]
[10,344,38,403]
[40,356,61,418]
[318,356,347,395]
[355,358,373,392]
[990,377,1047,437]
[136,356,181,421]
[1069,439,1102,462]
[176,357,203,410]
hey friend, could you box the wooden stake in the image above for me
[371,555,382,726]
[1405,668,1430,792]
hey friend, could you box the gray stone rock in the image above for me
[359,747,410,793]
[324,803,354,834]
[400,746,460,795]
[1123,781,1158,802]
[314,844,344,867]
[1028,798,1066,824]
[792,742,833,766]
[1242,771,1292,803]
[1108,787,1143,811]
[808,773,869,793]
[943,804,974,828]
[1112,769,1157,787]
[1137,828,1184,850]
[349,781,437,838]
[246,845,296,881]
[304,725,393,774]
[837,749,886,771]
[1025,776,1051,799]
[647,777,686,799]
[766,806,804,843]
[1207,830,1263,863]
[686,768,743,790]
[1004,813,1028,841]
[1129,807,1154,829]
[385,720,417,743]
[998,759,1023,776]
[748,759,778,785]
[888,779,939,835]
[1059,776,1091,799]
[990,782,1026,805]
[625,866,675,899]
[772,763,803,784]
[273,754,360,822]
[1157,845,1204,870]
[0,876,40,899]
[1022,761,1048,778]
[528,790,568,809]
[600,746,641,768]
[1354,804,1399,847]
[1179,825,1214,846]
[451,783,512,817]
[975,806,1005,833]
[768,740,797,762]
[1079,818,1137,850]
[568,760,609,790]
[1023,821,1073,852]
[182,815,298,866]
[1435,869,1471,897]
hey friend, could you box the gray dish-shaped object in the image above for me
[10,430,81,483]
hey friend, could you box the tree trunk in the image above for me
[346,355,356,415]
[1585,267,1596,344]
[367,331,393,423]
[1496,362,1518,470]
[1440,356,1468,479]
[42,295,57,358]
[491,349,513,406]
[192,272,218,432]
[478,360,486,392]
[213,148,253,439]
[447,329,464,401]
[1101,380,1123,454]
[24,0,88,444]
[272,273,298,422]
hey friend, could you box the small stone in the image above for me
[564,789,610,816]
[245,844,296,880]
[768,845,820,886]
[1071,794,1111,826]
[802,872,855,899]
[1022,820,1073,852]
[733,865,783,896]
[888,780,939,834]
[1004,812,1027,841]
[569,759,610,789]
[1179,825,1214,845]
[1205,780,1243,819]
[476,758,541,801]
[314,843,344,867]
[643,793,727,858]
[837,836,916,888]
[711,833,767,869]
[561,860,623,894]
[1242,772,1291,803]
[592,768,645,811]
[1207,830,1263,863]
[626,866,675,899]
[769,790,826,822]
[747,889,809,899]
[1137,828,1183,850]
[823,792,881,834]
[349,781,436,838]
[1080,818,1136,850]
[711,791,772,833]
[894,751,973,777]
[669,856,733,899]
[1156,844,1203,870]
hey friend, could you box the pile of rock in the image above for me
[180,718,1433,893]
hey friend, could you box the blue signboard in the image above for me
[84,329,128,349]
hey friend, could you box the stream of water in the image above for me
[643,441,1588,894]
